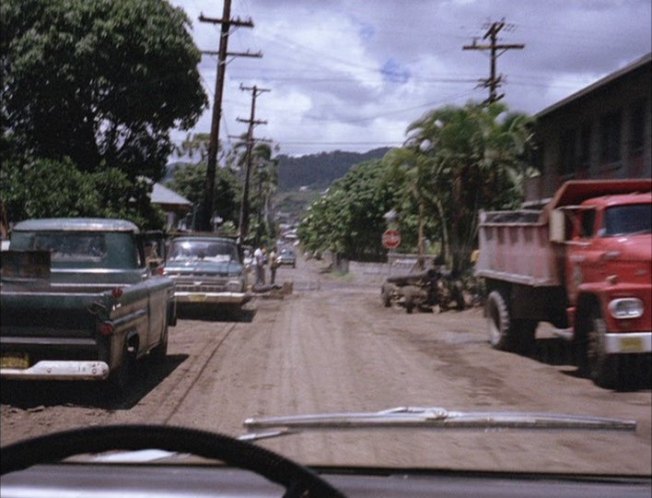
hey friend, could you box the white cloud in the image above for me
[169,0,651,156]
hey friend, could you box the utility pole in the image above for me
[237,84,269,242]
[463,19,524,104]
[198,1,260,231]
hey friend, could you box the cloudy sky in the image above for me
[169,0,651,157]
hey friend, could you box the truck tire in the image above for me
[587,305,619,389]
[405,299,414,313]
[486,290,512,350]
[486,290,536,353]
[381,287,392,307]
[109,341,134,394]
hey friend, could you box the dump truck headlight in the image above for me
[609,298,644,319]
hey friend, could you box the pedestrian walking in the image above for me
[254,245,266,285]
[269,247,279,284]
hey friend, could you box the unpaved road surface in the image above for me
[2,255,651,475]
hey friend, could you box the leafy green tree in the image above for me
[383,147,437,266]
[0,158,164,228]
[401,102,535,272]
[250,143,279,246]
[298,159,399,262]
[2,0,206,178]
[298,103,535,270]
[167,162,240,231]
[175,133,212,163]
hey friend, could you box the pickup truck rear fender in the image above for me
[109,329,140,372]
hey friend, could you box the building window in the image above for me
[600,110,622,164]
[559,129,576,176]
[629,100,646,157]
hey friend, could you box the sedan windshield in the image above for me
[168,240,238,262]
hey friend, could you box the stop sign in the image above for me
[382,229,401,249]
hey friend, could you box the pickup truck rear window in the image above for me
[603,204,651,236]
[10,231,140,269]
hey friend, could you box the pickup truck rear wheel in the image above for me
[109,341,134,393]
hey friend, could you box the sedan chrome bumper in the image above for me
[175,291,251,305]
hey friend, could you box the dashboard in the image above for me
[2,463,651,498]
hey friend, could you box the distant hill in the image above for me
[277,147,392,191]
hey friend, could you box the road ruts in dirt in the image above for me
[1,253,650,475]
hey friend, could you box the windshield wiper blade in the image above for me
[240,406,637,442]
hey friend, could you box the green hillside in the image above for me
[277,147,391,192]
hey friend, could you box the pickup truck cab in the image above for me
[163,235,250,316]
[0,218,176,391]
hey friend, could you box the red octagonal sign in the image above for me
[382,229,401,249]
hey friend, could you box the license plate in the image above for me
[0,353,30,369]
[620,337,644,353]
[188,294,206,302]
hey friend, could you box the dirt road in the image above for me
[2,254,651,475]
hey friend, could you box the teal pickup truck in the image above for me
[0,218,176,391]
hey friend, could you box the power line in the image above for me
[237,84,270,241]
[463,19,525,104]
[197,0,259,231]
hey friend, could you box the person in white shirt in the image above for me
[253,246,266,285]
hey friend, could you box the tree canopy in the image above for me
[0,157,164,227]
[298,159,399,262]
[1,0,207,228]
[168,134,280,245]
[2,0,206,179]
[167,161,240,231]
[299,102,537,271]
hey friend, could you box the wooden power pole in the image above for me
[198,0,260,231]
[237,84,269,241]
[463,19,524,104]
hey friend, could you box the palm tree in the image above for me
[395,102,535,273]
[231,137,279,245]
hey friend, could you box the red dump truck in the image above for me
[476,179,651,388]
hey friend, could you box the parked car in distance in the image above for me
[163,234,250,316]
[276,248,296,268]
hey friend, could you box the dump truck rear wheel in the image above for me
[486,290,512,351]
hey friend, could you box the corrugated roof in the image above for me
[13,218,139,232]
[536,52,651,119]
[151,183,192,207]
